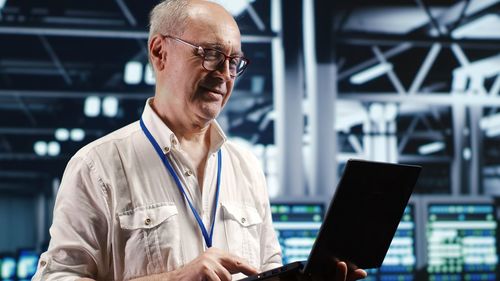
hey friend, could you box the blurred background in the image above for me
[0,0,499,280]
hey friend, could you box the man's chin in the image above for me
[196,105,222,122]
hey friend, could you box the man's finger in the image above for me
[212,263,233,281]
[220,256,259,276]
[205,266,223,281]
[335,261,348,281]
[347,268,367,281]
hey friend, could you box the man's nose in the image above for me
[214,59,233,81]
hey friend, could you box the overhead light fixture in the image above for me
[251,76,265,93]
[55,128,70,141]
[480,113,500,130]
[124,61,143,85]
[0,0,7,10]
[350,63,393,85]
[463,147,472,160]
[70,128,85,142]
[144,63,156,85]
[418,141,445,155]
[485,126,500,138]
[102,96,119,117]
[385,103,398,121]
[209,0,255,16]
[452,14,500,40]
[84,96,101,117]
[34,141,47,156]
[47,141,61,156]
[369,103,384,120]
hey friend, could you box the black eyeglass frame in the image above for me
[161,34,250,78]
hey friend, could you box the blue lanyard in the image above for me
[140,118,221,248]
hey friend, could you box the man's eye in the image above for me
[230,58,240,66]
[204,50,220,61]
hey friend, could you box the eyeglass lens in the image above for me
[202,50,247,76]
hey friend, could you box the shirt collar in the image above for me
[141,98,227,155]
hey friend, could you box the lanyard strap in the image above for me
[140,118,221,248]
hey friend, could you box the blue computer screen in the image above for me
[16,250,38,280]
[426,203,498,281]
[364,204,416,281]
[271,203,324,264]
[1,256,16,280]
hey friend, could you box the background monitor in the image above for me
[424,197,498,281]
[0,255,16,281]
[16,249,39,281]
[270,200,325,264]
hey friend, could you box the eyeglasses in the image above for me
[162,34,250,78]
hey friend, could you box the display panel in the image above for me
[17,249,39,281]
[364,204,416,281]
[426,203,498,281]
[271,203,324,264]
[0,256,16,281]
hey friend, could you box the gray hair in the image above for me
[148,0,190,46]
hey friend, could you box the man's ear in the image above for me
[149,35,165,72]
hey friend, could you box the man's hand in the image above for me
[131,247,258,281]
[334,261,367,281]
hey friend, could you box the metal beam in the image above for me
[0,89,263,99]
[114,0,137,26]
[451,104,466,195]
[0,153,70,161]
[338,153,451,163]
[246,3,266,31]
[336,32,500,49]
[408,43,442,95]
[0,171,46,179]
[339,93,500,106]
[0,26,277,42]
[372,46,407,95]
[0,89,151,99]
[338,43,412,81]
[38,35,73,85]
[0,127,104,136]
[470,106,482,195]
[398,115,420,154]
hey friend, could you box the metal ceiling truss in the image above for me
[335,0,500,195]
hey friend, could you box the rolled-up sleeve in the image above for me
[33,155,112,281]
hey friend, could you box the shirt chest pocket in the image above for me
[118,203,181,279]
[221,202,263,269]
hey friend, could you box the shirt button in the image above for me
[40,260,47,267]
[241,217,246,224]
[164,146,170,154]
[171,138,178,146]
[145,218,152,225]
[185,170,193,176]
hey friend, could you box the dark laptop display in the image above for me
[239,159,421,281]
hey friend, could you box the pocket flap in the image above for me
[118,203,178,230]
[221,202,262,227]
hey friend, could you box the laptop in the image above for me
[239,159,422,281]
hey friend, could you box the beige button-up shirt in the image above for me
[33,98,282,281]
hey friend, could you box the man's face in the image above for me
[159,1,242,126]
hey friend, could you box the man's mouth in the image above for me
[200,86,225,96]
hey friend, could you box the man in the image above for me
[33,1,367,280]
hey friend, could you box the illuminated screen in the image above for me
[17,250,39,280]
[271,203,324,264]
[1,256,16,280]
[427,203,498,281]
[364,204,416,281]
